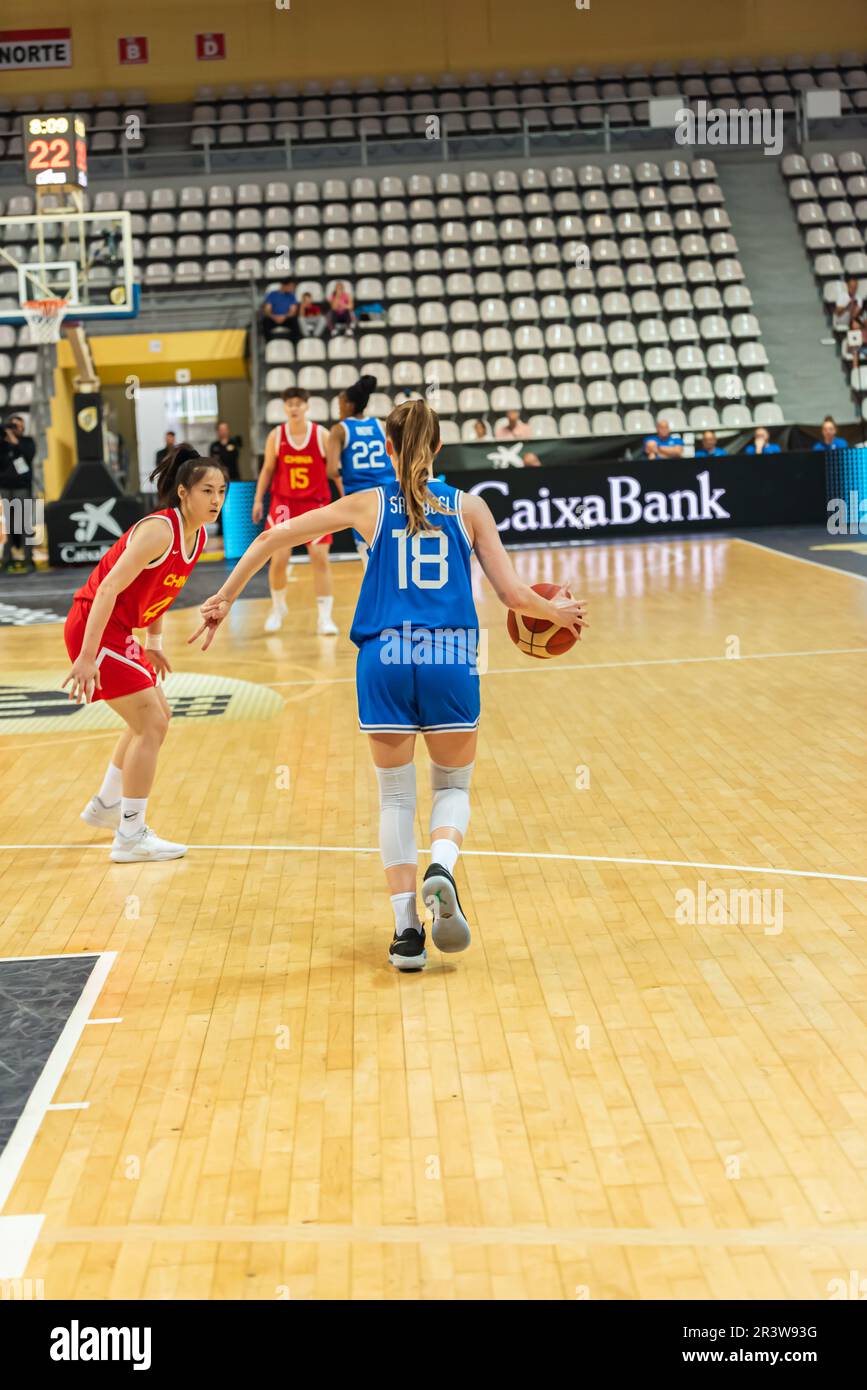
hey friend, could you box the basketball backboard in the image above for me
[0,208,139,324]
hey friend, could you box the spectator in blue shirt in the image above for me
[262,278,300,343]
[812,416,849,451]
[695,429,727,457]
[643,417,684,459]
[745,426,781,456]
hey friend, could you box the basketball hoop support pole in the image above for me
[65,321,100,393]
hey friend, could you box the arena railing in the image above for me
[0,90,845,186]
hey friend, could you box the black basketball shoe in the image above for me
[422,862,471,954]
[388,925,427,971]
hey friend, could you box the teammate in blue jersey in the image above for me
[194,399,588,972]
[326,374,388,569]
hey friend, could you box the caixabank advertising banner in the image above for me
[441,450,827,541]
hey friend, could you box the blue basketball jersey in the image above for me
[349,479,478,647]
[340,415,389,493]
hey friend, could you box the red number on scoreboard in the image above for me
[48,137,71,168]
[30,137,70,169]
[29,139,51,169]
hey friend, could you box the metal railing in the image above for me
[0,90,857,189]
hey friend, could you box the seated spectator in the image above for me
[695,429,726,457]
[472,419,492,441]
[298,291,326,338]
[745,427,781,455]
[834,276,863,326]
[327,281,355,336]
[262,278,300,343]
[812,416,849,450]
[643,417,684,459]
[495,409,531,440]
[847,313,867,372]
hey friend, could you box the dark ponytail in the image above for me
[150,442,227,508]
[344,374,377,415]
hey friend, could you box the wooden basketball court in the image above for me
[1,535,866,1300]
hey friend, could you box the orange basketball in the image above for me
[506,582,577,659]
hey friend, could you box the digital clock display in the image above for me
[22,112,87,188]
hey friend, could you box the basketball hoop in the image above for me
[22,298,69,345]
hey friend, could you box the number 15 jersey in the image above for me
[349,479,478,646]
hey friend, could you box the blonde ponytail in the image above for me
[385,397,450,535]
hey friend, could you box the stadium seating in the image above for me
[0,154,783,439]
[783,148,867,412]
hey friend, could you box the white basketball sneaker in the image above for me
[317,614,339,635]
[110,826,187,862]
[80,796,121,831]
[264,608,283,633]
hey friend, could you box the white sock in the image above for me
[430,837,460,875]
[98,762,123,806]
[119,797,147,837]
[391,891,420,937]
[317,595,333,620]
[271,588,287,613]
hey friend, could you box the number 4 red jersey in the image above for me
[73,507,206,630]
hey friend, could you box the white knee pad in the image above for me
[375,762,418,869]
[430,761,473,838]
[355,539,369,572]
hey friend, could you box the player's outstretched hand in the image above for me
[189,596,232,651]
[63,656,101,704]
[552,586,589,640]
[149,650,173,682]
[187,615,221,651]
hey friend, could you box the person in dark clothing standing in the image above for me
[155,430,176,469]
[209,422,242,481]
[0,415,36,573]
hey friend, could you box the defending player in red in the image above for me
[63,445,227,862]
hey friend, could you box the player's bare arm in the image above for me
[461,494,588,638]
[252,427,279,522]
[326,422,346,494]
[190,489,377,647]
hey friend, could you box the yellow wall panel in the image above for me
[45,329,248,496]
[0,0,859,101]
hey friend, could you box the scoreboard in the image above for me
[22,112,87,188]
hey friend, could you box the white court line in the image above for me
[0,842,863,885]
[266,645,867,687]
[0,951,115,1214]
[45,1102,89,1112]
[35,1219,867,1250]
[0,1215,44,1279]
[84,1017,122,1025]
[736,536,867,583]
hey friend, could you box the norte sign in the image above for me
[0,28,72,69]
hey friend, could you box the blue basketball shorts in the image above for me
[355,635,481,733]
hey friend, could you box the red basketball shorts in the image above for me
[64,599,157,703]
[266,494,332,545]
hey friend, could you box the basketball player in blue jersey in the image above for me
[325,374,388,569]
[194,399,588,971]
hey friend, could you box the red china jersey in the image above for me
[271,422,329,503]
[73,507,206,630]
